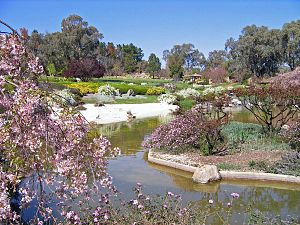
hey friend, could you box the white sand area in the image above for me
[80,103,179,124]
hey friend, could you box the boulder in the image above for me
[192,165,221,184]
[115,89,121,96]
[127,89,135,96]
[94,102,105,107]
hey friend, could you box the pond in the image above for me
[103,111,300,224]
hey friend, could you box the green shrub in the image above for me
[177,88,200,99]
[178,99,195,111]
[62,82,151,95]
[98,84,117,96]
[146,87,165,95]
[111,83,149,95]
[222,122,264,144]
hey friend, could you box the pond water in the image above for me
[103,110,300,224]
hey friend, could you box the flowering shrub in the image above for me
[146,86,165,95]
[0,168,19,223]
[52,89,77,106]
[144,93,230,154]
[98,84,117,96]
[66,82,100,95]
[143,109,204,151]
[177,88,200,99]
[202,86,226,96]
[157,94,177,104]
[143,106,228,154]
[164,83,176,93]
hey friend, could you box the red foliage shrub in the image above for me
[64,58,105,81]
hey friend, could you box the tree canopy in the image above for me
[147,53,161,78]
[24,15,300,80]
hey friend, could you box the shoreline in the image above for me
[147,150,300,184]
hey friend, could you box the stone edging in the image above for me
[147,150,300,184]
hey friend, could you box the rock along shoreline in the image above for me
[147,150,300,184]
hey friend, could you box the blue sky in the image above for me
[1,0,300,62]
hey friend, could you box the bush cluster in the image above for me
[52,89,77,106]
[98,84,117,96]
[66,82,100,95]
[163,83,176,93]
[157,94,177,104]
[143,107,228,155]
[177,88,200,99]
[202,86,226,96]
[112,83,149,95]
[146,87,165,95]
[65,82,151,95]
[63,58,105,81]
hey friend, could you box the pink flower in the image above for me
[208,199,214,204]
[167,191,174,197]
[230,192,239,198]
[133,199,138,205]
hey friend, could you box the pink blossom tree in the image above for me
[0,27,120,223]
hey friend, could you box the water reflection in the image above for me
[229,106,258,124]
[98,115,174,155]
[229,106,299,125]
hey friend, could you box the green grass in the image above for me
[175,82,193,90]
[222,122,292,152]
[178,99,195,111]
[217,163,241,171]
